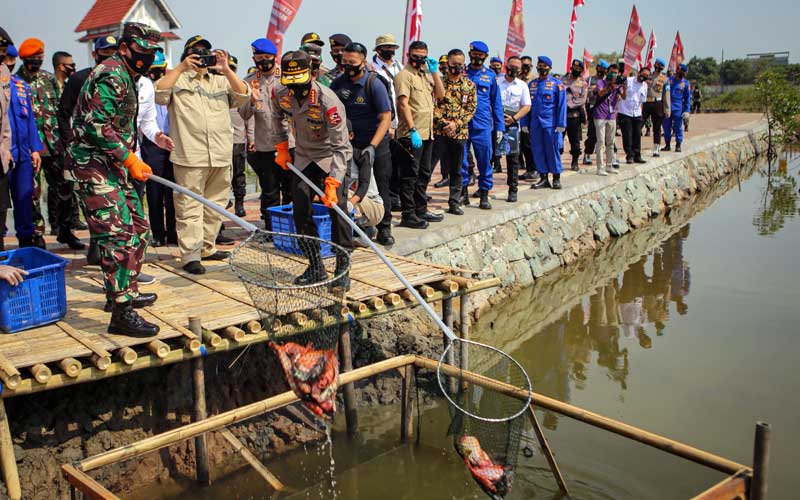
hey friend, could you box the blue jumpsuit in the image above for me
[526,75,567,175]
[462,66,505,191]
[663,77,691,146]
[7,76,43,239]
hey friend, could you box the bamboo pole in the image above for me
[384,293,402,307]
[59,358,82,378]
[459,294,470,392]
[244,320,263,334]
[399,289,414,302]
[61,464,119,500]
[218,428,286,491]
[79,356,417,472]
[400,365,414,443]
[184,338,202,353]
[222,326,245,342]
[0,353,21,391]
[117,348,138,366]
[202,329,223,348]
[30,364,51,384]
[751,422,771,500]
[418,285,435,299]
[90,353,112,371]
[368,297,385,311]
[189,317,210,486]
[146,340,170,359]
[527,406,570,496]
[339,322,359,439]
[308,309,330,322]
[350,302,368,315]
[287,312,309,327]
[690,471,749,500]
[0,399,21,500]
[435,280,459,294]
[442,297,456,394]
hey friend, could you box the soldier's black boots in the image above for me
[234,199,246,217]
[104,293,158,313]
[460,191,470,207]
[295,247,328,286]
[57,226,86,250]
[86,242,101,265]
[532,175,551,190]
[478,190,492,210]
[332,253,350,291]
[108,302,160,337]
[552,174,562,190]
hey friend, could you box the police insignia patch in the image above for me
[356,96,365,104]
[326,106,342,126]
[256,101,263,110]
[307,106,322,119]
[279,95,291,111]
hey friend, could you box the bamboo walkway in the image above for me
[0,249,498,397]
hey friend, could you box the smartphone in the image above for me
[197,54,217,68]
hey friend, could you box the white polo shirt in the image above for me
[498,77,531,113]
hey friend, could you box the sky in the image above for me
[2,0,798,73]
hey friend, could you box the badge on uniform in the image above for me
[279,95,292,112]
[326,106,342,126]
[308,106,322,120]
[256,101,263,110]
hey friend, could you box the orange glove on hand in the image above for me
[122,152,153,181]
[322,177,341,209]
[275,141,291,171]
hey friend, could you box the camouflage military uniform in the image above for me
[68,54,149,304]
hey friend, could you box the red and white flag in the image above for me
[644,29,657,69]
[668,31,685,72]
[582,48,593,78]
[566,0,586,72]
[266,0,303,57]
[504,0,526,64]
[403,0,423,64]
[622,5,647,74]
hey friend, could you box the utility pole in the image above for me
[720,49,725,94]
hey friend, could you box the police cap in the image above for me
[302,32,325,47]
[280,50,311,85]
[679,63,688,72]
[654,58,666,68]
[0,27,13,47]
[229,54,238,70]
[184,35,211,52]
[490,56,503,65]
[469,41,489,54]
[537,55,552,68]
[251,38,277,56]
[94,35,118,51]
[300,43,322,61]
[598,59,610,69]
[6,45,17,58]
[329,34,352,48]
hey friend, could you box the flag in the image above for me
[504,0,526,64]
[403,0,423,64]
[668,31,684,72]
[266,0,303,57]
[582,48,593,78]
[622,5,647,74]
[644,29,657,69]
[566,0,586,72]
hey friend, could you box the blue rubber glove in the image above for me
[409,129,423,149]
[426,57,439,75]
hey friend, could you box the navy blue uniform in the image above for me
[526,75,567,175]
[663,77,691,145]
[462,66,504,191]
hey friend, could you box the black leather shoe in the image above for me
[532,177,551,190]
[493,165,502,173]
[433,177,450,189]
[58,228,86,250]
[234,200,246,218]
[376,228,395,246]
[17,235,35,248]
[32,235,47,249]
[108,303,159,337]
[391,199,402,212]
[216,232,235,245]
[294,264,328,285]
[104,293,158,313]
[571,158,580,171]
[552,175,562,190]
[72,221,88,231]
[204,251,230,261]
[479,190,492,210]
[471,189,481,198]
[507,191,518,203]
[634,158,647,164]
[183,261,206,275]
[86,242,100,264]
[151,237,165,248]
[398,217,429,229]
[167,234,178,245]
[675,143,682,152]
[460,192,470,207]
[519,172,539,181]
[448,204,464,215]
[662,143,671,152]
[420,211,444,223]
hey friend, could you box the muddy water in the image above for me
[145,155,800,499]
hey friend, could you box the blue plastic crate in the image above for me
[268,203,347,258]
[0,248,68,333]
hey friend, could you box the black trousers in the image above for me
[520,129,534,173]
[371,138,393,230]
[232,143,247,201]
[398,138,433,220]
[566,114,583,158]
[619,113,644,161]
[291,162,353,252]
[436,136,465,206]
[431,135,446,178]
[41,155,77,231]
[142,138,177,242]
[251,149,294,227]
[584,107,598,155]
[642,101,665,146]
[505,148,520,193]
[691,101,701,113]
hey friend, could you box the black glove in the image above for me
[362,144,376,168]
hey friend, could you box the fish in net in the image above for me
[230,230,350,417]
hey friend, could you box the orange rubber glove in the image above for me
[122,152,153,181]
[275,141,291,171]
[322,177,341,208]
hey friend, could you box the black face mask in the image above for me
[448,64,464,76]
[537,66,549,77]
[64,64,77,77]
[378,49,395,61]
[654,65,664,73]
[470,55,486,66]
[288,82,312,99]
[521,63,531,73]
[343,63,363,78]
[123,49,156,75]
[409,54,426,69]
[255,59,275,72]
[676,71,685,79]
[149,69,165,81]
[491,66,502,75]
[506,68,519,78]
[332,53,343,66]
[23,59,42,73]
[638,75,648,82]
[571,69,582,77]
[94,54,111,65]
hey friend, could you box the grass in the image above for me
[704,87,763,113]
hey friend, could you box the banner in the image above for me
[644,29,657,69]
[582,48,593,78]
[504,0,526,64]
[266,0,302,57]
[668,31,684,72]
[622,5,646,74]
[403,0,423,64]
[566,0,586,72]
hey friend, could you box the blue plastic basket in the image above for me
[268,203,345,258]
[0,248,68,333]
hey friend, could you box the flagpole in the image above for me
[402,0,411,63]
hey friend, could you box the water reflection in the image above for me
[753,166,798,236]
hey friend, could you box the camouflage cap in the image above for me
[122,22,161,51]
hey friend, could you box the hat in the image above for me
[300,43,322,61]
[438,54,448,64]
[679,63,688,72]
[184,35,211,52]
[229,54,238,70]
[247,66,257,76]
[0,27,12,47]
[18,38,44,58]
[537,55,552,67]
[301,32,324,47]
[654,57,666,67]
[251,38,277,56]
[469,41,489,54]
[598,59,610,69]
[123,23,161,51]
[280,50,311,85]
[329,34,352,48]
[151,51,167,68]
[572,58,584,68]
[94,35,118,51]
[6,45,17,58]
[373,33,400,51]
[490,56,503,65]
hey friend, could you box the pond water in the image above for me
[144,153,800,500]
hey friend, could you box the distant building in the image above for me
[746,52,790,67]
[75,0,181,65]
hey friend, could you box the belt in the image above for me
[646,97,663,102]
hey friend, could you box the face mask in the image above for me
[537,66,549,77]
[332,53,343,65]
[607,72,618,81]
[491,66,502,75]
[123,49,156,75]
[470,55,486,66]
[409,55,426,69]
[676,71,685,79]
[344,63,363,78]
[448,64,463,76]
[23,59,42,73]
[638,75,648,82]
[571,69,582,77]
[63,64,76,77]
[95,54,111,65]
[255,59,275,72]
[149,69,165,81]
[506,68,519,78]
[378,49,395,61]
[288,82,311,98]
[521,63,531,73]
[654,65,664,73]
[5,64,14,73]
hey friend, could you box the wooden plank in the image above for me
[150,262,256,308]
[56,322,111,359]
[218,428,287,491]
[690,472,749,500]
[61,464,120,500]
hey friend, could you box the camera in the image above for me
[197,54,217,68]
[616,75,626,85]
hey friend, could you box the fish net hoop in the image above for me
[436,338,533,423]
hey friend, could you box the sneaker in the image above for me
[597,167,608,176]
[606,167,618,175]
[138,272,157,286]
